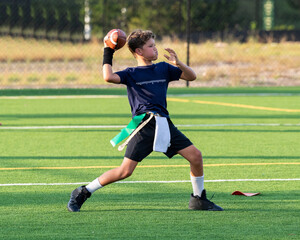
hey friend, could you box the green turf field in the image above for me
[0,87,299,239]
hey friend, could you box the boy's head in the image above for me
[127,30,155,55]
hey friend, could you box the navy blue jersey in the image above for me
[116,62,182,118]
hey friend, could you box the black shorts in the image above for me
[125,114,193,162]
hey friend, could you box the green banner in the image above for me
[262,0,274,30]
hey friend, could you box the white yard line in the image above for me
[0,95,126,99]
[1,178,299,187]
[168,93,299,97]
[0,93,299,100]
[0,123,300,130]
[0,125,126,130]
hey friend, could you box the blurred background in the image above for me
[0,0,299,89]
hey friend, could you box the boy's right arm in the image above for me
[102,46,121,84]
[103,63,121,84]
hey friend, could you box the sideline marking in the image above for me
[1,93,299,100]
[0,95,126,99]
[0,162,299,171]
[1,123,300,130]
[1,178,300,187]
[167,98,300,112]
[0,93,300,99]
[0,125,126,130]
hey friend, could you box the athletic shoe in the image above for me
[67,185,91,212]
[188,189,223,211]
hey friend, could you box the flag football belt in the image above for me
[110,112,170,152]
[110,113,152,151]
[110,111,167,151]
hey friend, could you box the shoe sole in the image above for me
[67,202,80,212]
[67,206,80,212]
[189,208,224,211]
[189,205,224,211]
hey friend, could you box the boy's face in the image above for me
[138,38,158,61]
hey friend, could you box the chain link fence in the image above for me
[0,0,299,89]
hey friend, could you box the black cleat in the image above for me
[189,189,223,211]
[67,185,91,212]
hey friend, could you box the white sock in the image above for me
[190,174,204,197]
[86,178,103,193]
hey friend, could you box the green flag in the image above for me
[110,113,146,147]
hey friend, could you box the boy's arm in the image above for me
[102,47,121,84]
[103,63,121,84]
[164,48,196,81]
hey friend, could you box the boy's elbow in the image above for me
[103,76,111,83]
[181,71,197,81]
[103,74,120,84]
[190,74,197,81]
[188,73,197,81]
[103,74,113,83]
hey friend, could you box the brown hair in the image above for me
[127,30,155,54]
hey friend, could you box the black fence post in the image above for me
[186,0,191,87]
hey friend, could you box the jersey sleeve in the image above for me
[166,62,182,82]
[115,69,128,85]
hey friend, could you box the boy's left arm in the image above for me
[164,48,196,81]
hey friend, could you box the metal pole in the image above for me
[255,0,261,30]
[84,0,91,41]
[262,0,275,31]
[186,0,191,87]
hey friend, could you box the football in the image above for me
[104,29,127,50]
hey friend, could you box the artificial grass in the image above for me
[0,91,299,239]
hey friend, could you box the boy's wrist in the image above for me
[175,60,184,68]
[103,47,115,66]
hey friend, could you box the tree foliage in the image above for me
[89,0,238,38]
[0,0,299,41]
[287,0,300,9]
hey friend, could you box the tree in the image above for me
[190,0,238,31]
[287,0,300,9]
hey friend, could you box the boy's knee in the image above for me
[120,169,133,179]
[189,149,203,165]
[191,148,202,160]
[195,150,202,160]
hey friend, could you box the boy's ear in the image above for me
[135,48,143,56]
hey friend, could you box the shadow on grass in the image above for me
[181,128,300,133]
[171,114,300,119]
[0,156,122,160]
[1,113,299,120]
[1,190,299,212]
[0,113,131,120]
[76,191,300,213]
[1,127,299,134]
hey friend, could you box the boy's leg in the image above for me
[98,157,139,186]
[67,157,138,212]
[178,145,203,177]
[178,145,223,211]
[178,145,204,196]
[85,157,138,192]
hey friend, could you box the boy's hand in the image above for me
[103,38,115,51]
[104,38,111,49]
[165,48,196,81]
[164,48,180,66]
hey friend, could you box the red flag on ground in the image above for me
[232,191,260,196]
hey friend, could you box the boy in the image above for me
[67,29,223,212]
